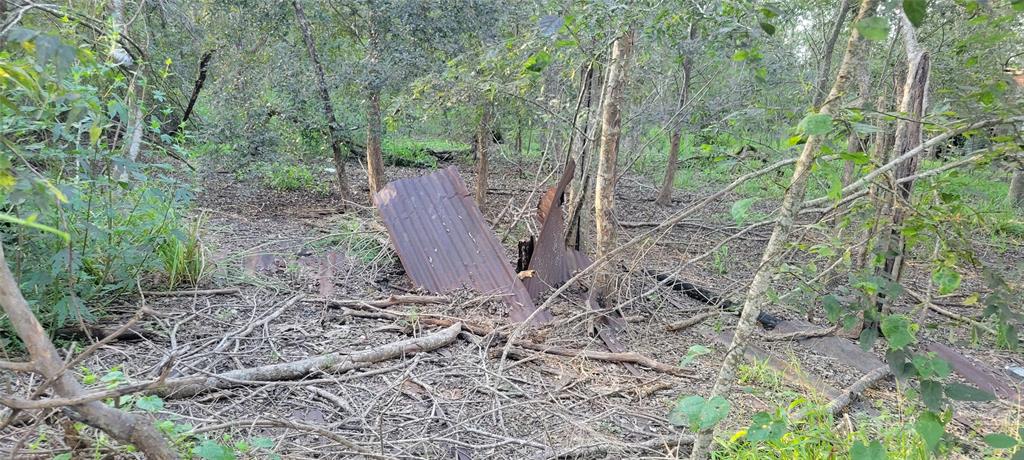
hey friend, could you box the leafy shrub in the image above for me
[260,163,320,191]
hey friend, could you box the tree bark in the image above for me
[592,30,635,303]
[812,0,852,108]
[689,1,879,457]
[366,91,386,196]
[475,103,493,208]
[656,23,698,207]
[0,245,177,459]
[170,50,213,136]
[1010,170,1024,207]
[871,13,931,324]
[292,0,353,203]
[110,0,143,164]
[566,61,603,250]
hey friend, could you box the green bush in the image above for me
[260,163,320,191]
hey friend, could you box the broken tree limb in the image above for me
[762,324,840,342]
[304,294,448,309]
[156,322,462,399]
[513,341,691,378]
[824,366,891,416]
[140,287,240,297]
[0,245,178,459]
[904,288,996,335]
[665,311,723,332]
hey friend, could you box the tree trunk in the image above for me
[690,1,879,457]
[110,0,143,165]
[292,0,352,203]
[1010,170,1024,207]
[170,50,213,136]
[475,103,493,208]
[656,23,697,207]
[592,30,635,303]
[812,0,852,108]
[0,245,177,459]
[841,41,872,188]
[366,91,386,196]
[872,13,930,324]
[566,62,603,251]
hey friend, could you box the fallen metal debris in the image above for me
[374,167,549,324]
[925,341,1019,404]
[523,158,591,298]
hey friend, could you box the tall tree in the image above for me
[364,2,386,196]
[593,29,635,303]
[656,22,698,206]
[689,0,880,457]
[291,0,353,203]
[475,103,493,207]
[811,0,852,107]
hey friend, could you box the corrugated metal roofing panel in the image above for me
[374,167,551,324]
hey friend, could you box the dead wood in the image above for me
[552,433,695,459]
[762,323,840,342]
[0,246,178,459]
[824,366,891,416]
[665,311,723,332]
[140,287,240,297]
[305,294,448,309]
[156,322,462,398]
[513,342,691,378]
[55,324,156,342]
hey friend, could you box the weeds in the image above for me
[156,214,210,289]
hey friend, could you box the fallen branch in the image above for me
[762,323,840,342]
[791,366,891,422]
[513,342,692,378]
[553,433,695,459]
[304,294,448,309]
[665,311,723,332]
[905,288,996,335]
[156,322,462,398]
[0,245,177,459]
[187,418,388,458]
[140,287,240,297]
[645,271,783,328]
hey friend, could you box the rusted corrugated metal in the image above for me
[524,159,593,297]
[374,167,551,324]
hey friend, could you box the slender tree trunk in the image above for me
[170,50,213,136]
[690,1,879,457]
[0,246,177,459]
[292,0,352,203]
[841,44,872,188]
[872,13,930,323]
[656,22,697,206]
[812,0,852,108]
[1010,170,1024,207]
[475,103,493,208]
[592,30,635,303]
[366,91,386,195]
[110,0,143,165]
[566,62,603,250]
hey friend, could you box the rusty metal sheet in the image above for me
[374,167,549,324]
[772,320,885,374]
[524,158,593,297]
[925,341,1020,404]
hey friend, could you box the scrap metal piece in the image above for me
[772,319,885,374]
[524,158,591,297]
[925,341,1019,404]
[374,167,549,324]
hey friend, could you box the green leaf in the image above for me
[984,433,1018,449]
[759,22,776,36]
[823,295,842,323]
[800,113,833,135]
[919,379,944,412]
[912,353,952,379]
[855,17,890,41]
[915,411,945,452]
[746,412,785,442]
[732,49,749,61]
[698,396,731,430]
[668,395,704,427]
[730,198,757,224]
[944,383,996,401]
[859,326,878,352]
[679,344,712,367]
[931,267,961,295]
[880,314,916,350]
[524,51,551,72]
[851,440,888,460]
[135,395,164,412]
[195,440,236,460]
[903,0,927,27]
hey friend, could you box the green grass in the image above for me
[156,214,210,289]
[257,162,321,192]
[382,137,469,168]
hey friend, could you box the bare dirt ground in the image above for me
[2,154,1022,459]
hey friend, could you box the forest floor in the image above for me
[6,153,1023,459]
